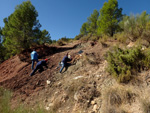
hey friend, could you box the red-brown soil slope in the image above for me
[0,42,81,101]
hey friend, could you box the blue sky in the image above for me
[0,0,150,40]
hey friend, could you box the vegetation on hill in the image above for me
[97,0,123,37]
[0,0,150,64]
[0,28,5,63]
[1,0,150,112]
[76,0,150,44]
[77,0,123,39]
[119,11,150,42]
[105,46,146,83]
[0,1,52,62]
[80,9,99,36]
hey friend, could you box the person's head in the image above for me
[45,59,48,62]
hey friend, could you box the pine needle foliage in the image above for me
[105,46,145,83]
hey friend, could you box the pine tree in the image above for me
[38,29,52,45]
[0,27,6,63]
[97,0,123,36]
[0,27,2,43]
[87,9,99,34]
[80,22,89,35]
[80,9,99,35]
[2,1,45,55]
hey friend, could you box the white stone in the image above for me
[73,76,83,80]
[93,104,98,112]
[141,46,146,50]
[58,82,62,86]
[74,92,78,101]
[46,80,51,85]
[45,106,50,110]
[96,75,102,78]
[48,103,54,107]
[91,100,95,105]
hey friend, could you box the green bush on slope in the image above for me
[105,46,147,83]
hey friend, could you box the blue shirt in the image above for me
[31,51,38,60]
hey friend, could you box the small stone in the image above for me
[45,106,50,110]
[58,82,62,86]
[73,76,83,80]
[46,80,51,85]
[93,104,98,112]
[48,103,53,107]
[74,92,78,101]
[91,100,95,105]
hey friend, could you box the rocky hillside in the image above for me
[0,40,150,113]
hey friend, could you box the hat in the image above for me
[45,59,48,62]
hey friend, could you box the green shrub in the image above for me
[113,32,128,44]
[119,11,150,42]
[105,46,144,83]
[74,34,84,40]
[80,33,92,41]
[56,40,66,46]
[59,37,72,42]
[142,47,150,68]
[56,37,73,46]
[135,38,150,47]
[99,34,109,43]
[90,35,99,42]
[141,30,150,43]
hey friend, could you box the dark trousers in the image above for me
[59,62,71,73]
[30,65,44,76]
[60,62,65,73]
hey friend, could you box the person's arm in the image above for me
[67,57,72,62]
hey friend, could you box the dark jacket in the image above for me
[61,55,71,64]
[30,60,48,76]
[36,60,48,68]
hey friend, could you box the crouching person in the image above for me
[59,53,72,73]
[30,59,48,76]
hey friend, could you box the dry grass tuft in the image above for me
[64,78,100,109]
[141,99,150,113]
[140,89,150,113]
[51,98,62,113]
[101,84,136,113]
[108,91,122,107]
[82,52,100,65]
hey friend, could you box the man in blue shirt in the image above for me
[30,59,48,76]
[31,50,38,70]
[59,53,72,73]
